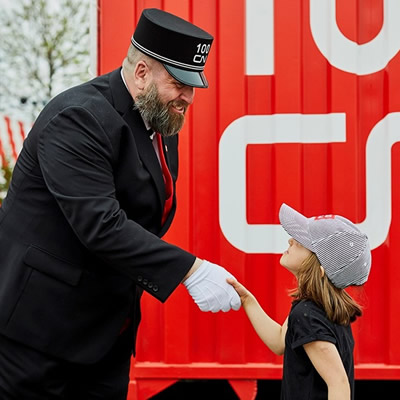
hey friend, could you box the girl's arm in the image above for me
[304,341,351,400]
[227,279,287,355]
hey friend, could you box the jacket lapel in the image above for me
[108,68,176,229]
[124,109,166,209]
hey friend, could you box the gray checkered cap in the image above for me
[279,203,371,289]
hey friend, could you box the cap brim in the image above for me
[279,203,313,251]
[163,64,209,88]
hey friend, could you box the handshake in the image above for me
[183,260,241,313]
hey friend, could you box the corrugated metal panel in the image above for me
[98,0,400,398]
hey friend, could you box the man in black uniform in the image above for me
[0,9,240,399]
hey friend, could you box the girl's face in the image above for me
[280,238,313,275]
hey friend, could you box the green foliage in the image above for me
[0,162,13,205]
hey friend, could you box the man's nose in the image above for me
[180,86,195,105]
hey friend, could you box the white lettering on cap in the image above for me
[193,43,211,64]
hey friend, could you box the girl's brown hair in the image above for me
[290,253,362,325]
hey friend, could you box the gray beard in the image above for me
[134,83,186,137]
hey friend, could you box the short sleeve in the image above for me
[289,301,337,350]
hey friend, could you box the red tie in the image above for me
[156,133,173,225]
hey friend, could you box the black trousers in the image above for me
[0,330,132,400]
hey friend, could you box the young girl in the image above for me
[228,203,371,400]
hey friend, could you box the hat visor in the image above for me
[163,64,209,88]
[279,203,313,251]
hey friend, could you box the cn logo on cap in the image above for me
[193,43,211,64]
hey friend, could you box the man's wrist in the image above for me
[182,257,203,282]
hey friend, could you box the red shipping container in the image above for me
[96,0,400,398]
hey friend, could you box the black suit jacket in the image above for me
[0,68,195,363]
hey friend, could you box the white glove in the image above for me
[183,260,241,312]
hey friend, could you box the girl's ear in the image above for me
[320,265,325,277]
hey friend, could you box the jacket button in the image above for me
[148,282,153,289]
[152,285,159,292]
[143,279,148,285]
[137,276,143,282]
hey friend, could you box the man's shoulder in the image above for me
[40,69,127,124]
[48,68,121,107]
[55,73,113,108]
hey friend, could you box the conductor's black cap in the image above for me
[131,8,213,88]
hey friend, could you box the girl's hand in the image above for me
[228,278,287,355]
[226,278,255,306]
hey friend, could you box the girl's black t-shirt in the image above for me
[281,300,355,400]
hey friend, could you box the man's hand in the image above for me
[183,260,241,312]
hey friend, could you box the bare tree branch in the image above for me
[0,0,91,120]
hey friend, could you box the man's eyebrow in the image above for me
[169,76,183,86]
